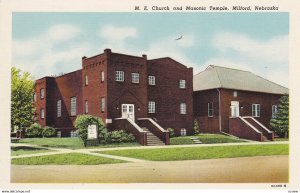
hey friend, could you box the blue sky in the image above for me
[12,12,289,87]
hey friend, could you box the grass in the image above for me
[11,153,126,165]
[274,137,289,141]
[99,144,289,161]
[170,134,247,145]
[11,146,55,156]
[19,138,140,149]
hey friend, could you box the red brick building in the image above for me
[34,49,193,145]
[193,65,288,141]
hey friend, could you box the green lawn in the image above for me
[11,146,55,156]
[170,134,247,145]
[11,153,126,165]
[99,144,288,161]
[19,138,140,149]
[274,138,289,141]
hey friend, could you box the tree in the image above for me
[11,67,35,132]
[193,119,200,135]
[270,95,289,138]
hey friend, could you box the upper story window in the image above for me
[101,97,105,112]
[272,105,278,118]
[85,75,88,86]
[179,80,186,89]
[85,100,88,114]
[115,71,124,82]
[208,102,214,117]
[101,71,105,82]
[40,88,45,99]
[57,100,61,117]
[131,73,140,84]
[252,104,260,117]
[180,103,187,114]
[40,108,45,119]
[148,76,156,85]
[70,97,76,116]
[148,101,155,113]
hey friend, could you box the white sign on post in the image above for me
[87,125,98,139]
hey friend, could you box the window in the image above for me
[115,71,124,82]
[179,80,186,89]
[40,88,44,99]
[85,75,88,86]
[33,93,36,102]
[252,104,260,117]
[208,102,213,117]
[131,73,140,83]
[148,76,156,85]
[57,100,61,117]
[180,128,187,136]
[85,100,88,114]
[101,71,104,82]
[40,108,45,119]
[233,91,238,98]
[57,131,61,138]
[70,131,77,138]
[101,97,105,112]
[272,105,278,118]
[148,101,155,113]
[180,103,187,114]
[70,97,76,116]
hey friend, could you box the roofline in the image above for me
[111,52,145,59]
[149,57,191,69]
[35,69,82,81]
[84,53,105,60]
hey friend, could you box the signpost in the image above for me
[85,124,99,147]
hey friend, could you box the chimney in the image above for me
[142,54,147,60]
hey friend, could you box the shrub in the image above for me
[42,126,57,138]
[26,123,43,138]
[74,115,108,143]
[168,128,175,138]
[107,130,135,143]
[194,119,200,135]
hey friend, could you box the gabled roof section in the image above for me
[193,65,289,95]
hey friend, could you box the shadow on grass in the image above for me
[11,146,48,151]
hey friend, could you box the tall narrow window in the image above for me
[101,97,105,112]
[57,100,61,117]
[40,108,45,119]
[148,101,155,113]
[85,75,88,86]
[252,104,260,117]
[70,97,76,116]
[179,80,186,89]
[148,76,156,85]
[85,100,88,114]
[180,103,187,114]
[101,71,104,82]
[208,102,214,117]
[272,105,278,118]
[33,93,36,101]
[115,71,124,82]
[40,88,44,99]
[131,73,140,83]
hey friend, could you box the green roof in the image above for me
[193,65,288,95]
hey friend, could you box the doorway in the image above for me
[121,104,135,121]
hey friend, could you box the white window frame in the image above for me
[57,100,61,117]
[179,79,186,89]
[272,105,278,118]
[180,103,187,114]
[180,128,187,136]
[70,97,76,116]
[252,104,261,117]
[40,88,44,99]
[40,108,45,119]
[115,71,124,82]
[101,97,105,112]
[85,100,88,114]
[101,71,105,82]
[208,102,214,117]
[131,73,140,84]
[33,93,36,101]
[85,75,88,86]
[148,101,156,113]
[148,76,156,85]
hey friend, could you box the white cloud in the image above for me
[99,25,137,41]
[46,24,82,42]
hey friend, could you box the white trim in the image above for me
[234,116,261,133]
[137,118,169,133]
[114,118,146,133]
[243,116,273,133]
[121,104,135,122]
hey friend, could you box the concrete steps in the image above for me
[190,137,202,144]
[141,127,165,146]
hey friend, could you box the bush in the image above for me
[74,115,108,143]
[26,123,43,138]
[42,126,57,138]
[194,119,200,135]
[107,130,135,143]
[168,128,175,138]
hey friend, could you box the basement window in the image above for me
[180,128,187,136]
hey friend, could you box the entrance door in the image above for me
[230,101,239,117]
[121,104,135,121]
